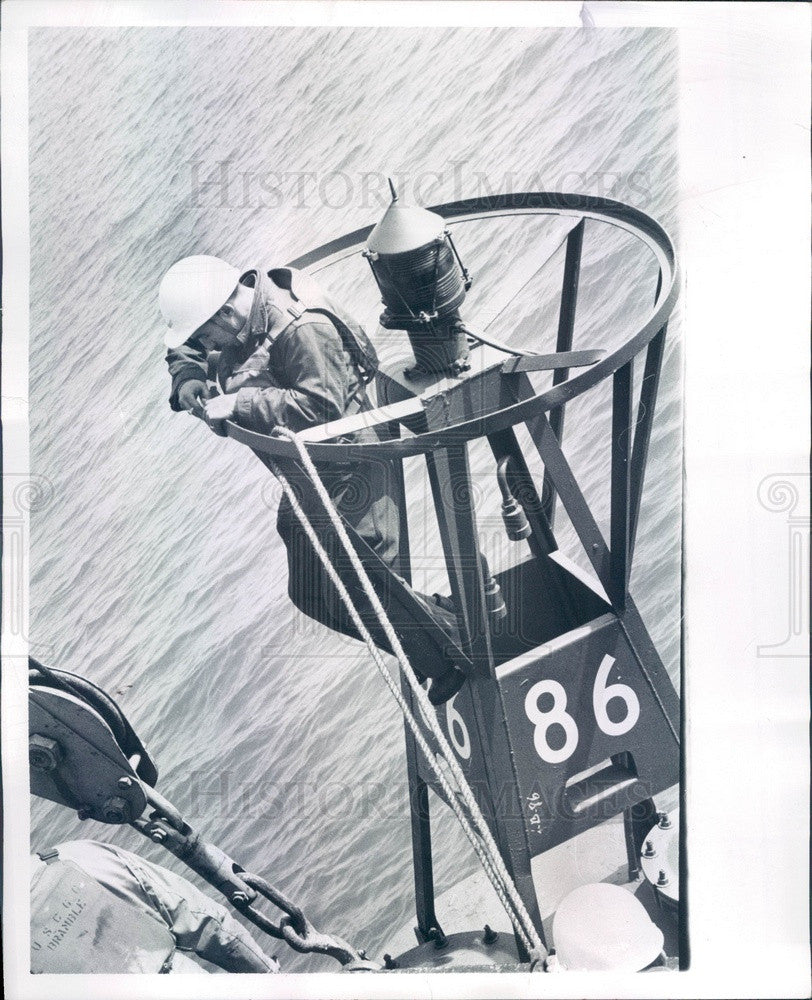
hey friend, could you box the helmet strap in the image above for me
[236,270,265,349]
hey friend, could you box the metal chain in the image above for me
[238,874,369,966]
[131,810,374,967]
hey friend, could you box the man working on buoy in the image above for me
[160,255,465,704]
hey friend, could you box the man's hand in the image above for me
[177,379,208,418]
[203,393,237,436]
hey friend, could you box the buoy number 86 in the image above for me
[524,655,640,764]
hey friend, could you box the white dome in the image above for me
[367,196,445,254]
[552,883,664,972]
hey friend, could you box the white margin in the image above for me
[2,2,809,999]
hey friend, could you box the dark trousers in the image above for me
[280,518,460,679]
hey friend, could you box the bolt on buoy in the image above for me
[431,927,448,950]
[657,869,670,886]
[643,839,656,857]
[657,811,672,829]
[483,924,498,945]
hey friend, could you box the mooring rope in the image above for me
[267,429,544,957]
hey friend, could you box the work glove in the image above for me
[203,392,237,437]
[177,379,207,418]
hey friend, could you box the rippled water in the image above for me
[28,26,679,970]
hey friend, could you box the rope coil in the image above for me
[269,429,544,956]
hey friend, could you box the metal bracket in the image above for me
[30,686,147,824]
[501,349,604,374]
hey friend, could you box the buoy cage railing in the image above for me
[223,193,682,960]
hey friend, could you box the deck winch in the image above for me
[363,180,472,375]
[28,659,378,971]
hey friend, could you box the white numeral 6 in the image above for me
[592,654,640,737]
[445,694,471,760]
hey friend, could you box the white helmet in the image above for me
[551,883,664,972]
[159,255,240,349]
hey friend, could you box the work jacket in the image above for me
[31,840,278,974]
[166,268,402,634]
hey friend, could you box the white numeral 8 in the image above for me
[524,679,579,764]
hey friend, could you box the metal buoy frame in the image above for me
[222,191,681,966]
